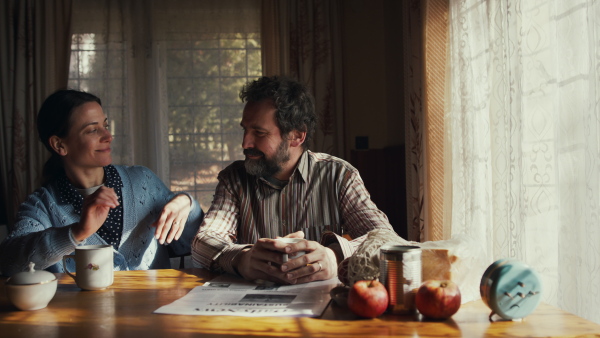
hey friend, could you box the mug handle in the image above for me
[62,255,76,280]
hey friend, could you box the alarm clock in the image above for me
[480,258,542,321]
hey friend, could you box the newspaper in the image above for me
[153,274,341,317]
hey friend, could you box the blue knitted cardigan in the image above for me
[0,165,203,276]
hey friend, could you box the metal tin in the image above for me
[379,245,422,314]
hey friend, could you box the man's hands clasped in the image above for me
[234,231,338,285]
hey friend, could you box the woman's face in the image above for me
[59,101,113,171]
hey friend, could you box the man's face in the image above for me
[240,100,290,177]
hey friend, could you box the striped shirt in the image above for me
[191,150,394,275]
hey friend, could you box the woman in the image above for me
[0,89,204,276]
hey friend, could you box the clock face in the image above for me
[480,259,542,320]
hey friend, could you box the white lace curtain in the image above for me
[446,0,600,324]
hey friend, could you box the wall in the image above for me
[341,0,405,155]
[341,0,408,238]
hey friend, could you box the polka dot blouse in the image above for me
[57,165,124,249]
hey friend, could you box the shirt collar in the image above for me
[295,150,310,183]
[255,150,310,198]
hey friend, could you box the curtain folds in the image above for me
[0,0,72,226]
[423,0,449,242]
[446,0,600,324]
[261,0,344,157]
[403,0,425,242]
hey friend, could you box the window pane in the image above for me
[196,78,220,105]
[221,105,245,162]
[167,49,193,77]
[167,34,261,210]
[68,24,261,213]
[220,77,246,105]
[198,106,221,134]
[193,50,220,76]
[69,33,128,166]
[168,78,196,106]
[193,39,219,49]
[220,38,246,49]
[220,49,247,77]
[248,48,262,77]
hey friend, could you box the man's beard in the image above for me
[244,140,290,178]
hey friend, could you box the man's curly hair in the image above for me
[240,76,317,150]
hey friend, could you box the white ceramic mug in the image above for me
[278,238,306,262]
[62,244,114,290]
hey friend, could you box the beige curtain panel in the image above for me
[0,0,73,226]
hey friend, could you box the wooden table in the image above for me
[1,269,599,337]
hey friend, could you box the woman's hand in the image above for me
[152,194,192,244]
[72,186,119,242]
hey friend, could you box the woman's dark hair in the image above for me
[239,76,317,150]
[37,89,102,185]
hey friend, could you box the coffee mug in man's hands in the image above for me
[278,238,306,262]
[63,245,114,290]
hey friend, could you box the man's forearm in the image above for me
[231,246,252,277]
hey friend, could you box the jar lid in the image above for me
[6,262,57,285]
[380,245,421,253]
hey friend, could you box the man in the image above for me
[192,76,395,284]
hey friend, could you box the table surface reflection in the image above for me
[1,269,599,337]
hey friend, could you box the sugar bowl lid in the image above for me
[6,262,57,285]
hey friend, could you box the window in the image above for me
[69,33,130,165]
[166,34,261,208]
[69,0,261,211]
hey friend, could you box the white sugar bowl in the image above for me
[5,262,58,310]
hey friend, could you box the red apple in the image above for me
[415,280,461,320]
[347,279,389,318]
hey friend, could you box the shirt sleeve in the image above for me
[320,168,395,260]
[191,169,249,275]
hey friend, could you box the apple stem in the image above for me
[441,282,447,288]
